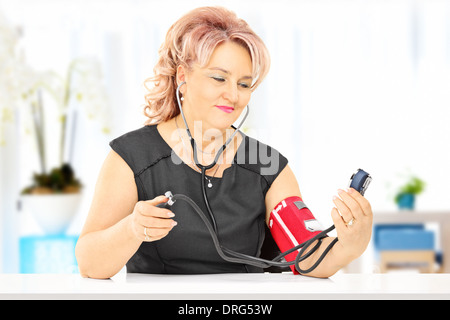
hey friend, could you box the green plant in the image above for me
[394,176,426,204]
[21,163,82,195]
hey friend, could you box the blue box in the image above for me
[19,235,79,273]
[376,228,435,251]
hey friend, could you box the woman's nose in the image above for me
[223,83,239,105]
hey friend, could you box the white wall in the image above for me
[1,0,450,272]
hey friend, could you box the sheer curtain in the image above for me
[1,0,449,272]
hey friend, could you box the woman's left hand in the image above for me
[331,188,373,261]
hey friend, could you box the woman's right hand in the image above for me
[129,195,177,242]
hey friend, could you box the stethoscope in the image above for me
[175,81,250,233]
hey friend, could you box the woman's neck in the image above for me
[173,114,239,166]
[176,114,229,150]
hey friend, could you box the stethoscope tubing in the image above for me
[176,81,249,232]
[176,81,249,169]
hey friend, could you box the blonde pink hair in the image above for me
[143,6,270,124]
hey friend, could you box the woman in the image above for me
[75,6,373,279]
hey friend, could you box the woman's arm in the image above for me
[265,165,373,278]
[75,150,176,279]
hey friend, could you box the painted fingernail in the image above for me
[167,211,175,218]
[337,189,345,194]
[172,221,178,227]
[333,195,338,201]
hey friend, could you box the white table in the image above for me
[1,273,449,300]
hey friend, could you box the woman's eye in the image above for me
[210,76,250,89]
[212,76,225,82]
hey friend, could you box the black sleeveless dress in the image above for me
[109,125,288,274]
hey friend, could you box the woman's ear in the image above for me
[176,65,187,86]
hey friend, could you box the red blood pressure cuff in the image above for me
[268,196,324,274]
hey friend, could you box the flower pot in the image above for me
[397,193,415,210]
[21,193,82,235]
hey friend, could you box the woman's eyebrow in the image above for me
[208,67,253,80]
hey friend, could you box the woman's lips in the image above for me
[215,105,234,113]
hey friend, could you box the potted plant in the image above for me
[18,59,110,234]
[394,176,426,210]
[20,163,83,235]
[1,17,110,234]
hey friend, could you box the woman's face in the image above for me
[179,41,253,133]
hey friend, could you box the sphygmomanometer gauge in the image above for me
[349,169,372,196]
